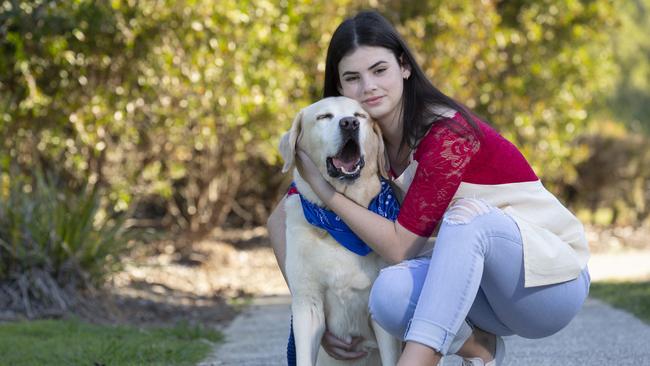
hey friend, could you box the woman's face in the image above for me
[337,46,410,126]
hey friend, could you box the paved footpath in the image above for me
[198,295,650,366]
[199,250,650,365]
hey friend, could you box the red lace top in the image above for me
[396,112,538,237]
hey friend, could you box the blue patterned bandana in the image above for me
[289,179,400,256]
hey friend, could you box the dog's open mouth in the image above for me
[326,137,365,180]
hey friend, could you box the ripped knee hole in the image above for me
[443,198,491,225]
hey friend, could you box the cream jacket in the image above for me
[391,160,589,288]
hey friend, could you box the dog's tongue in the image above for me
[332,157,358,172]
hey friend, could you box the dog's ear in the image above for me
[372,121,389,179]
[279,110,303,173]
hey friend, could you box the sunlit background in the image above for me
[0,1,649,359]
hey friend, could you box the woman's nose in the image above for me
[362,77,378,93]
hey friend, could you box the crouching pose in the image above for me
[268,10,590,366]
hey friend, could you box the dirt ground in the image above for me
[100,226,288,329]
[4,223,643,329]
[0,226,286,329]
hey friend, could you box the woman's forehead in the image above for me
[338,46,396,72]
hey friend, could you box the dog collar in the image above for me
[287,179,400,256]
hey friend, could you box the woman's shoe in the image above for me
[461,335,505,366]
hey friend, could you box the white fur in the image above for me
[280,97,401,365]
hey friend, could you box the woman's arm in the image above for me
[295,150,429,264]
[267,195,289,285]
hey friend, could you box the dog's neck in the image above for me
[292,168,382,208]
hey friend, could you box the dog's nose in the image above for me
[339,117,359,131]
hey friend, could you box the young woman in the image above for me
[267,10,590,366]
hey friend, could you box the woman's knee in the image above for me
[438,198,520,250]
[369,261,425,339]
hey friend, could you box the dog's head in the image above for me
[280,97,387,185]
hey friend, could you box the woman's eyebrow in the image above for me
[341,60,388,77]
[368,60,388,69]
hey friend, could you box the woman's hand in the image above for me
[295,149,336,204]
[321,330,367,360]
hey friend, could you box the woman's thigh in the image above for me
[471,226,591,338]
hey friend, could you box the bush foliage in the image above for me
[0,0,648,234]
[0,169,134,317]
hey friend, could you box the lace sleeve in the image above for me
[396,124,480,237]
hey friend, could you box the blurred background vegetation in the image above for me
[1,0,649,316]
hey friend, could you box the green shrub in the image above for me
[563,132,650,226]
[0,0,623,235]
[0,169,134,317]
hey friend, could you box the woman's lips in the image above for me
[363,96,383,106]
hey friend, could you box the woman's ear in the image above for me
[372,121,389,179]
[279,110,303,173]
[399,54,412,80]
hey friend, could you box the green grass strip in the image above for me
[0,318,223,366]
[590,280,650,324]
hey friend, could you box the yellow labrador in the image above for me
[280,96,401,365]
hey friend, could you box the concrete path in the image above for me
[199,296,291,366]
[198,295,650,365]
[199,250,650,365]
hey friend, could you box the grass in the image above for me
[0,318,223,366]
[589,280,650,324]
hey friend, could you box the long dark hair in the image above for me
[323,10,479,151]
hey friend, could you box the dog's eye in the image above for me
[354,112,368,119]
[316,113,333,120]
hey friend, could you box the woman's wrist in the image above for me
[314,179,337,206]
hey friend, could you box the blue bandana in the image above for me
[289,179,400,256]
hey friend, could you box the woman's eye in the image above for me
[375,68,386,74]
[344,76,359,82]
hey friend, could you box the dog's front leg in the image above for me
[371,318,401,366]
[292,296,326,366]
